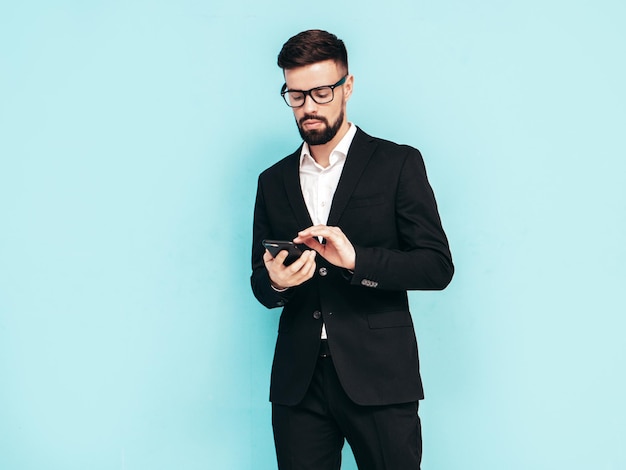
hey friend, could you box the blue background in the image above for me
[1,1,625,469]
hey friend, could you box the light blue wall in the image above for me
[1,1,625,469]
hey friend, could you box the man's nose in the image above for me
[302,93,318,113]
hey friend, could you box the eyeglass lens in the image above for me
[284,87,334,107]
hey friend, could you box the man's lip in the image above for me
[303,119,323,127]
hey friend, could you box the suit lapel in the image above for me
[282,147,314,229]
[327,128,377,226]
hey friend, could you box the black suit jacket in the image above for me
[251,128,453,406]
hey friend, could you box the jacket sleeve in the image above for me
[351,147,454,291]
[250,174,296,309]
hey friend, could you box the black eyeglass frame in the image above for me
[280,75,348,108]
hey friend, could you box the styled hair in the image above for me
[277,29,348,73]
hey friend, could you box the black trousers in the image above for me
[272,353,422,470]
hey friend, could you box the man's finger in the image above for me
[297,237,323,252]
[287,248,316,271]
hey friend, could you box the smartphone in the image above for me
[262,239,304,266]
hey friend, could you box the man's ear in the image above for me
[344,74,354,101]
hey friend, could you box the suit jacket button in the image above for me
[319,267,328,277]
[313,310,322,320]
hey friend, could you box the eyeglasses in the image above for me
[280,75,348,108]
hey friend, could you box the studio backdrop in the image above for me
[1,1,625,469]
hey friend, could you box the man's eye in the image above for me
[313,89,331,99]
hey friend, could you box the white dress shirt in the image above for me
[299,123,357,339]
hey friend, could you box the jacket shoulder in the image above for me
[354,128,423,164]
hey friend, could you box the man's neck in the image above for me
[308,121,351,168]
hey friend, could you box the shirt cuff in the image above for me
[271,284,289,293]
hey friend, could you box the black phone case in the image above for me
[262,240,303,266]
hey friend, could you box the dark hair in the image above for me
[277,29,348,72]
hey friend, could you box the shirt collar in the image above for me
[300,122,357,169]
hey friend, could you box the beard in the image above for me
[296,108,345,146]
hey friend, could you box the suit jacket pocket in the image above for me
[367,310,413,329]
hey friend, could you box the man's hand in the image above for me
[264,248,317,290]
[293,225,356,271]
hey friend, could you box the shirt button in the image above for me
[319,267,328,277]
[313,310,322,320]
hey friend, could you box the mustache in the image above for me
[298,114,329,126]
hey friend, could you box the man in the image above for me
[251,29,453,470]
